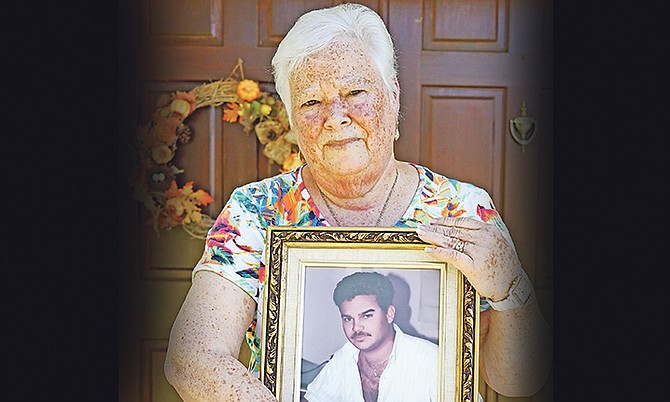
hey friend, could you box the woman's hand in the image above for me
[416,217,524,301]
[418,217,552,397]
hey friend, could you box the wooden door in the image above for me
[390,2,553,399]
[119,1,553,401]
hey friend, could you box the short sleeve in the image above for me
[192,186,267,304]
[463,185,516,251]
[454,184,515,312]
[406,165,517,313]
[460,185,516,312]
[405,165,516,251]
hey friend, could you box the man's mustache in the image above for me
[351,331,371,338]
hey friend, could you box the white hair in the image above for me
[271,3,398,126]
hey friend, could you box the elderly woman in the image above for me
[164,3,552,401]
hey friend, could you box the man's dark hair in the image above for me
[332,271,394,311]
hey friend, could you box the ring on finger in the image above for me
[453,239,466,253]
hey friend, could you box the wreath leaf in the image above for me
[130,59,304,239]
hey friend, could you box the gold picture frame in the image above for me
[261,226,479,402]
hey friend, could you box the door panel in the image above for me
[419,86,505,205]
[423,0,508,52]
[140,0,223,46]
[120,1,553,400]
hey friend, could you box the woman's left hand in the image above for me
[416,217,524,301]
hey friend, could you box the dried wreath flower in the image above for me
[171,91,197,119]
[159,180,215,229]
[176,124,192,144]
[170,99,192,120]
[262,135,293,166]
[259,103,272,116]
[236,79,261,102]
[254,120,283,144]
[131,60,304,238]
[151,144,174,164]
[150,116,180,145]
[281,151,303,172]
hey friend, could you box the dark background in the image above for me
[5,1,666,400]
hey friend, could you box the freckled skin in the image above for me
[165,19,551,402]
[415,217,553,396]
[290,40,398,199]
[164,272,277,401]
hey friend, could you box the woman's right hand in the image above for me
[164,271,277,401]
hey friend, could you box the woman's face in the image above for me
[289,40,398,180]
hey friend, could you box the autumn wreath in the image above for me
[130,59,303,239]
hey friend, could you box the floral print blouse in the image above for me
[193,163,513,373]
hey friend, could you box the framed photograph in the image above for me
[260,227,479,402]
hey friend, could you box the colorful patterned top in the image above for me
[193,163,513,374]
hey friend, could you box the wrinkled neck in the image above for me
[305,159,398,211]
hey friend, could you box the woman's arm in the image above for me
[478,296,552,396]
[417,217,552,397]
[164,270,277,401]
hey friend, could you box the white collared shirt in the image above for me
[304,324,439,402]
